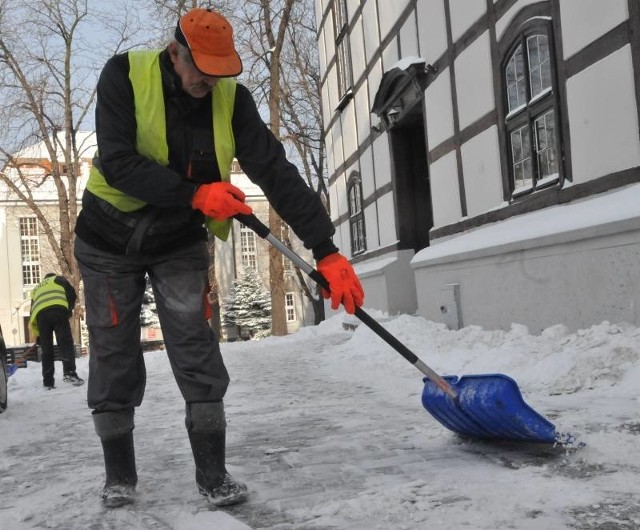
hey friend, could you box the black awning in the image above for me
[371,67,414,116]
[371,62,435,124]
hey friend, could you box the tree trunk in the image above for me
[269,205,287,336]
[265,3,291,337]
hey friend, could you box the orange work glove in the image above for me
[316,253,364,314]
[191,182,252,220]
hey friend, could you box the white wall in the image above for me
[381,35,399,71]
[455,33,494,130]
[461,126,504,217]
[363,203,380,250]
[560,0,629,59]
[378,0,411,44]
[416,0,447,63]
[362,1,380,65]
[449,0,486,42]
[346,0,359,22]
[372,133,392,188]
[399,11,419,57]
[425,67,454,148]
[354,79,372,144]
[340,101,359,162]
[350,16,367,81]
[367,59,384,108]
[567,46,640,184]
[377,193,398,248]
[330,119,345,170]
[429,151,462,229]
[359,146,381,249]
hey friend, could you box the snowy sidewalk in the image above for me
[1,313,640,529]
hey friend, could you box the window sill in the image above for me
[335,88,354,112]
[511,174,560,200]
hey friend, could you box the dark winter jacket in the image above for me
[75,49,337,258]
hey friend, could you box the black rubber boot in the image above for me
[186,402,248,507]
[94,410,138,508]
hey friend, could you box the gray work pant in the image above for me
[74,237,229,412]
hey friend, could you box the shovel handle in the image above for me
[234,213,458,400]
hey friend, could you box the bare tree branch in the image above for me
[0,0,148,341]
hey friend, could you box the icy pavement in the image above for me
[1,313,639,529]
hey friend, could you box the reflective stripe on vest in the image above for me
[29,277,69,329]
[85,49,237,240]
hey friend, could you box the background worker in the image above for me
[29,273,83,389]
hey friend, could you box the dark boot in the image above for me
[186,402,247,507]
[94,410,138,508]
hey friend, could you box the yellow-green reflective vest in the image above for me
[85,49,237,240]
[29,276,69,335]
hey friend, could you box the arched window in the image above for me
[347,172,366,255]
[503,20,561,196]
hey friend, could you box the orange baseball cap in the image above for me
[175,8,243,77]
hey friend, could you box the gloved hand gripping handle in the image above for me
[233,213,458,400]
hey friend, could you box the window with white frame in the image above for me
[20,217,41,286]
[347,172,366,255]
[504,22,560,195]
[240,226,257,270]
[333,0,353,105]
[285,292,296,322]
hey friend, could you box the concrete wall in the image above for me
[413,184,640,332]
[354,249,418,315]
[414,224,640,333]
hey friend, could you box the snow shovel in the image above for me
[234,213,560,444]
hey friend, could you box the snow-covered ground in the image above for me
[1,311,639,529]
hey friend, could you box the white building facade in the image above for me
[316,0,640,332]
[1,141,313,347]
[0,132,96,347]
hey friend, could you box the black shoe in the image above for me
[44,384,55,390]
[63,372,84,386]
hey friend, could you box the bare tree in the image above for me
[147,0,230,36]
[0,0,147,340]
[277,1,328,324]
[237,0,328,327]
[232,0,331,334]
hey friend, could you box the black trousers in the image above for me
[37,306,76,386]
[74,237,230,412]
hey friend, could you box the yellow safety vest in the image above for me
[85,49,237,240]
[29,276,69,335]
